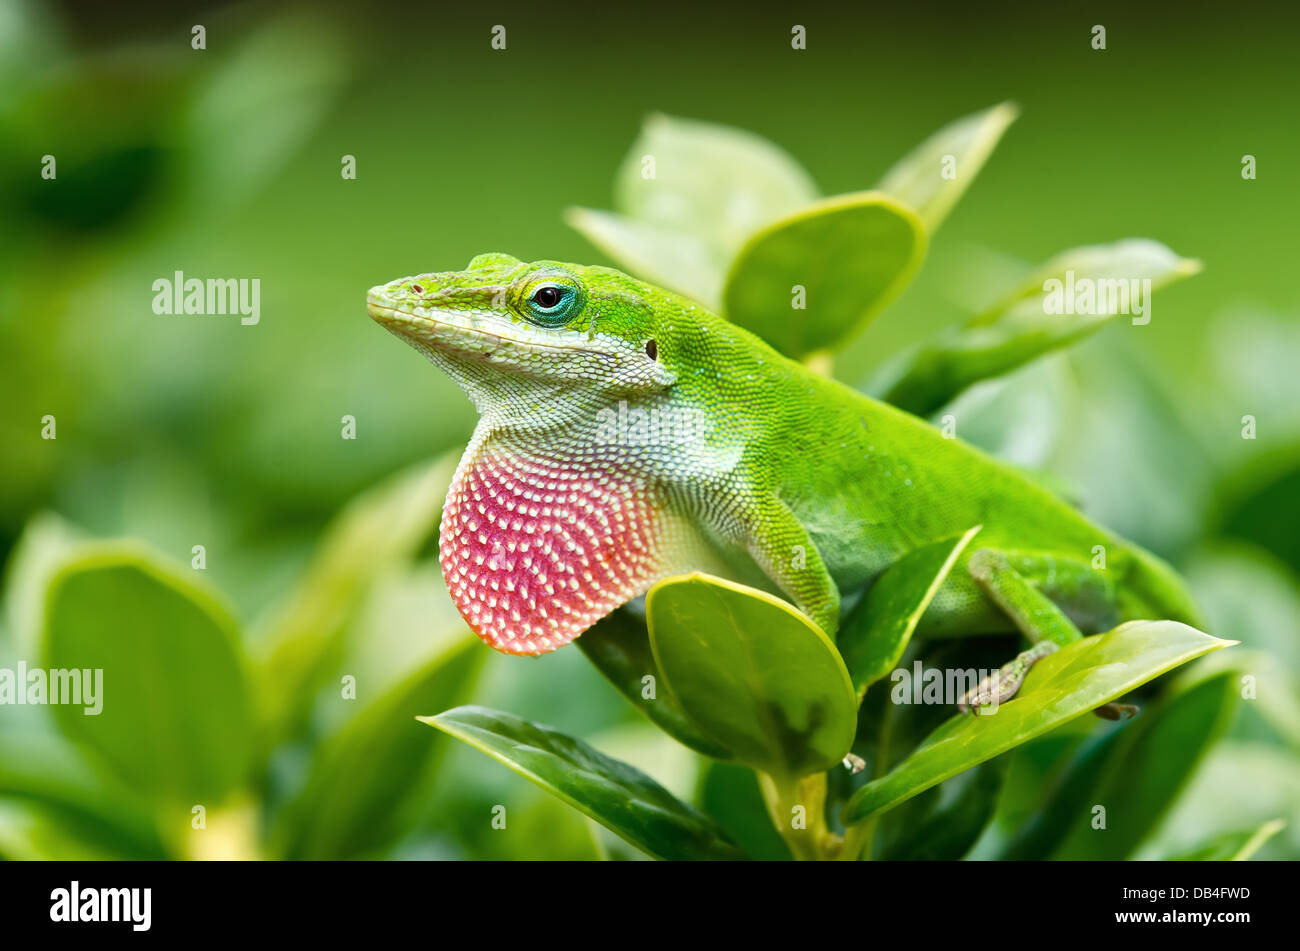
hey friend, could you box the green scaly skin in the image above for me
[367,253,1201,667]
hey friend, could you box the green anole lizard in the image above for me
[368,253,1202,712]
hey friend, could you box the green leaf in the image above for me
[276,638,485,859]
[875,239,1201,416]
[421,705,745,860]
[843,621,1234,824]
[577,608,732,759]
[973,701,1095,842]
[256,455,455,736]
[43,544,255,808]
[647,573,857,779]
[1164,818,1287,861]
[839,526,980,698]
[722,192,926,359]
[3,511,88,656]
[1138,741,1300,860]
[997,722,1128,860]
[974,239,1202,325]
[996,660,1243,860]
[616,113,817,256]
[563,208,724,308]
[568,114,818,310]
[1049,339,1214,554]
[881,759,1007,860]
[697,761,793,861]
[876,102,1019,232]
[1051,670,1238,859]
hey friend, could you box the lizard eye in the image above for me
[522,280,583,327]
[532,285,563,310]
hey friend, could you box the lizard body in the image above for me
[368,253,1200,662]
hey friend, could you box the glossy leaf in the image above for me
[997,722,1128,860]
[421,705,745,861]
[647,573,857,779]
[877,102,1019,231]
[615,113,816,259]
[875,239,1201,416]
[568,114,817,309]
[564,207,724,308]
[843,622,1234,824]
[722,192,926,358]
[839,526,980,698]
[43,545,255,807]
[577,608,732,759]
[277,638,485,859]
[1051,670,1238,859]
[698,761,793,861]
[881,759,1007,860]
[973,239,1201,325]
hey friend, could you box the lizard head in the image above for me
[369,254,714,655]
[368,252,679,421]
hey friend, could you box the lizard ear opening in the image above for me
[645,339,658,361]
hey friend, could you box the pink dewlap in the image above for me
[439,448,662,655]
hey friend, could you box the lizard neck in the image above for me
[439,424,672,655]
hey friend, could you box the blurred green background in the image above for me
[1,0,1297,859]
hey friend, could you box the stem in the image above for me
[759,771,842,860]
[839,815,879,861]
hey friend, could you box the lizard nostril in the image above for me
[645,339,658,361]
[410,284,424,294]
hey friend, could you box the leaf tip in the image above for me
[992,100,1022,123]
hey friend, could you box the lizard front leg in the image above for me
[743,495,841,636]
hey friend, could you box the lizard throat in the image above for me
[439,441,668,655]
